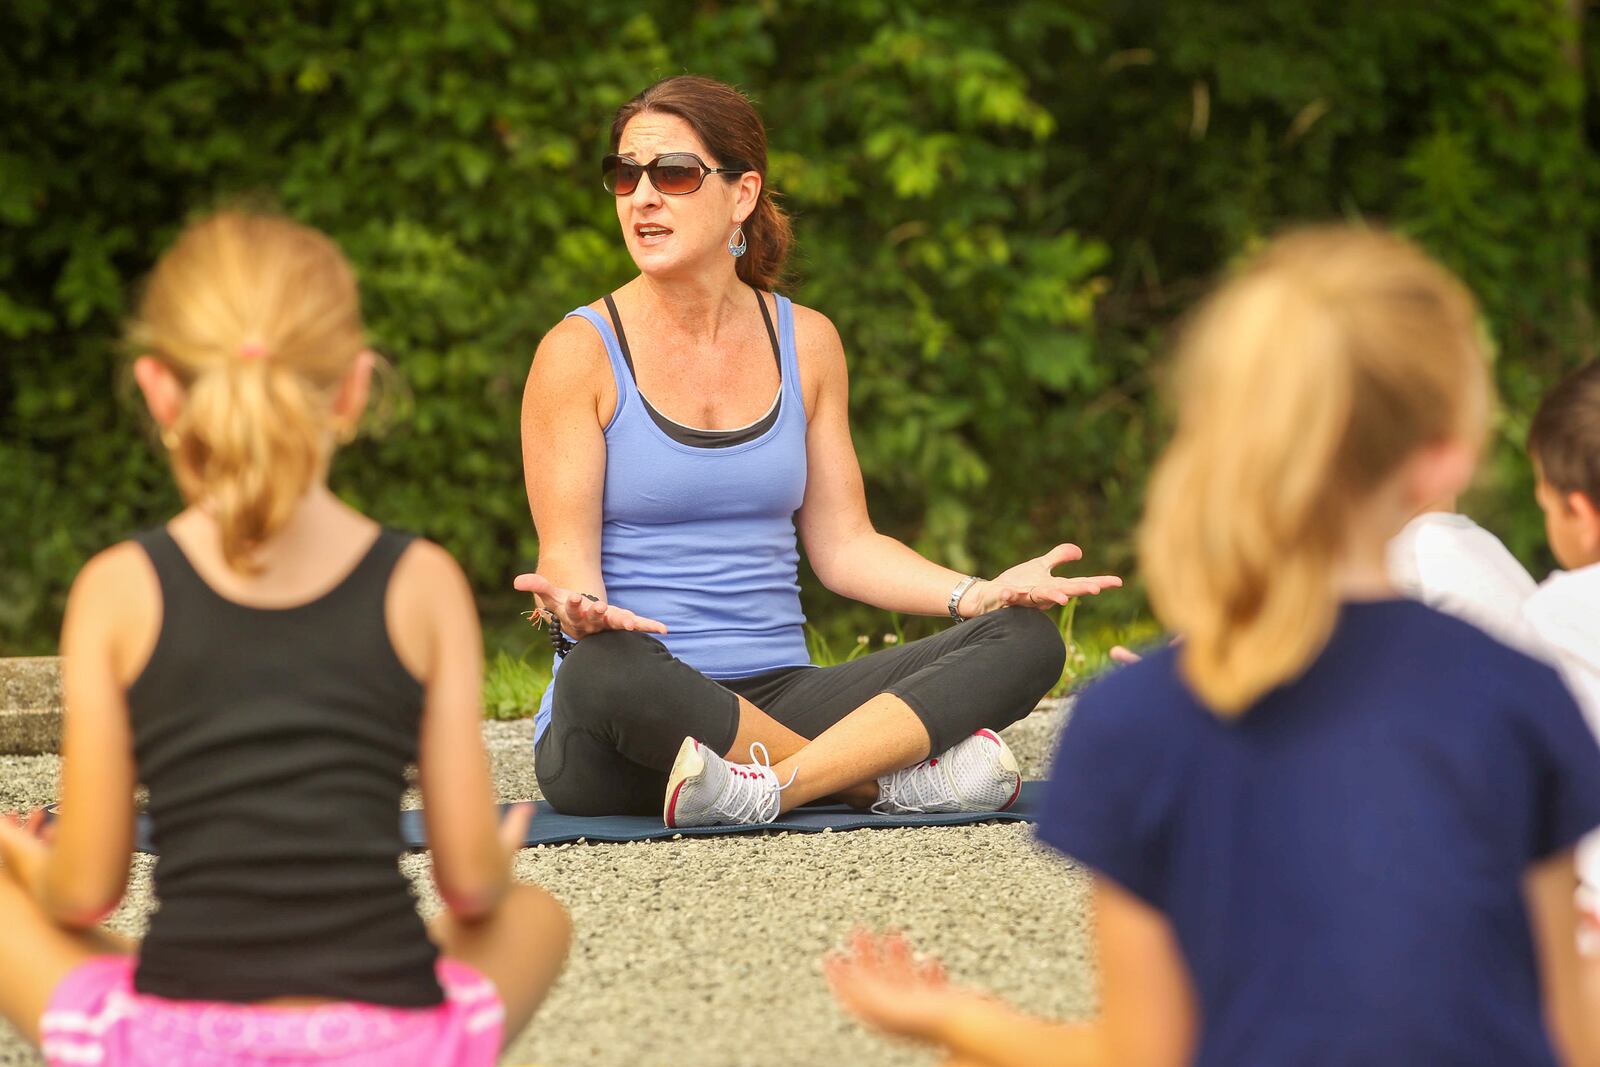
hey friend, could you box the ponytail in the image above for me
[168,362,329,571]
[129,211,366,572]
[1140,228,1488,714]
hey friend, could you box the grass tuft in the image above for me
[1050,603,1163,697]
[482,649,552,720]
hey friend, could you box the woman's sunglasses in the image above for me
[601,152,748,196]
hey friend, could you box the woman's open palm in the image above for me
[512,573,668,639]
[969,543,1122,617]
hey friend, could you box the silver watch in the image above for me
[947,575,979,621]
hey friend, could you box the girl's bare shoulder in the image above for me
[66,539,162,684]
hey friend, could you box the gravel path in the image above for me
[0,705,1094,1066]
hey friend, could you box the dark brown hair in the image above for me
[1529,359,1600,504]
[610,75,793,291]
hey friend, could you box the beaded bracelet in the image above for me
[528,593,601,659]
[546,618,576,658]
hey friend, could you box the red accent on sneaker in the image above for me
[976,729,1000,744]
[1002,774,1022,811]
[929,758,939,767]
[665,779,689,829]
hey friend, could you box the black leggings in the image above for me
[533,607,1065,815]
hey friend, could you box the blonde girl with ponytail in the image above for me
[0,211,569,1067]
[828,228,1600,1067]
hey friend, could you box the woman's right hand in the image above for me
[512,573,668,638]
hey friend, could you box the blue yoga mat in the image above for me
[121,782,1045,853]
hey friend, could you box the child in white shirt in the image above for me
[1386,508,1539,652]
[1524,360,1600,940]
[1110,508,1539,665]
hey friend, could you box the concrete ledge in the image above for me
[0,657,62,755]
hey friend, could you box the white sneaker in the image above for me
[873,729,1021,815]
[664,738,793,828]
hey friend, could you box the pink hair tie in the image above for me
[239,340,268,360]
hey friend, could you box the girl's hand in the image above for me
[499,802,534,866]
[512,573,668,639]
[824,929,985,1044]
[13,808,55,844]
[962,543,1122,619]
[1112,636,1181,665]
[0,811,50,894]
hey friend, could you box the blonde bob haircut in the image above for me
[128,211,366,572]
[1139,227,1490,715]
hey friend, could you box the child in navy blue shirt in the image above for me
[826,228,1600,1066]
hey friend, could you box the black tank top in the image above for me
[126,527,443,1006]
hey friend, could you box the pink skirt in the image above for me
[40,956,504,1067]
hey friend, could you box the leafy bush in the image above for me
[3,1,1594,657]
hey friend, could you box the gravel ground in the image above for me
[0,704,1093,1067]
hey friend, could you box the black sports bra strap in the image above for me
[603,289,781,379]
[755,290,781,367]
[602,293,638,379]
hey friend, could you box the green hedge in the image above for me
[2,1,1594,655]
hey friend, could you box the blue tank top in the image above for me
[534,293,813,741]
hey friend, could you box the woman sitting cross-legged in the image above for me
[518,75,1119,825]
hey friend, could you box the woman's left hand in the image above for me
[961,543,1122,618]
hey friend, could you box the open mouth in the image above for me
[634,223,673,244]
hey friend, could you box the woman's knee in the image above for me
[986,607,1067,695]
[551,631,668,720]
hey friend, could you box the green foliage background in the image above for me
[3,1,1595,657]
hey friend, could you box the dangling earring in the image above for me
[728,225,747,258]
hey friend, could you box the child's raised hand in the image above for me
[498,802,534,863]
[1,808,56,844]
[512,573,669,638]
[0,810,50,890]
[1,809,52,843]
[1111,636,1181,665]
[825,929,976,1043]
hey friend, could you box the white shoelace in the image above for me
[870,756,947,815]
[718,742,798,824]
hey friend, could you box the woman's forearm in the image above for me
[935,997,1110,1067]
[527,549,606,609]
[815,530,982,616]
